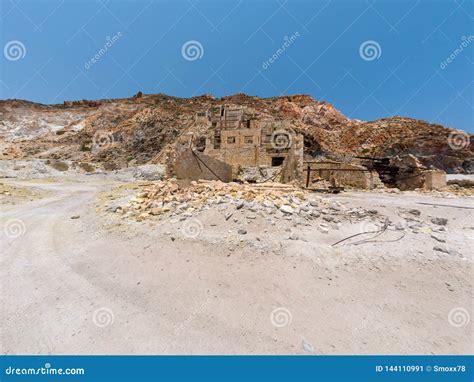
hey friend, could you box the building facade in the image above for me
[199,105,304,181]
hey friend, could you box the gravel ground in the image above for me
[1,175,472,355]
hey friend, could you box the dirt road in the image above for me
[1,177,472,354]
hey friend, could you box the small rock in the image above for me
[235,201,244,210]
[280,205,294,215]
[225,212,233,221]
[249,205,260,212]
[433,245,452,254]
[262,200,274,208]
[408,209,421,216]
[445,282,454,292]
[395,222,406,231]
[238,229,247,235]
[431,217,448,226]
[318,224,329,234]
[430,233,446,243]
[71,215,80,219]
[289,232,299,240]
[150,208,161,215]
[300,204,310,212]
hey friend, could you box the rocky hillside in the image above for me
[0,93,472,173]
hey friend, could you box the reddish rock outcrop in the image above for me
[0,93,472,173]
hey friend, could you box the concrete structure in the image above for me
[304,160,383,189]
[172,147,233,182]
[166,132,233,182]
[423,170,447,190]
[390,155,447,191]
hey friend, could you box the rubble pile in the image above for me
[106,179,467,253]
[114,179,393,235]
[119,179,314,220]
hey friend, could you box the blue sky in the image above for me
[1,0,473,132]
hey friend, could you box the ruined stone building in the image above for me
[170,105,304,183]
[304,160,383,189]
[201,105,304,181]
[170,105,448,190]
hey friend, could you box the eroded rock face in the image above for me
[0,94,472,173]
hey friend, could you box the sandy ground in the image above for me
[1,175,473,355]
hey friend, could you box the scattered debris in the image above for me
[431,217,448,226]
[430,233,446,243]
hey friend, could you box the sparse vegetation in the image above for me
[47,160,69,171]
[81,139,92,152]
[79,162,95,173]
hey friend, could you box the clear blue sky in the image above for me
[1,0,473,132]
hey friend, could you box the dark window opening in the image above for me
[246,120,251,128]
[213,130,221,149]
[227,136,236,144]
[221,107,225,117]
[272,157,285,166]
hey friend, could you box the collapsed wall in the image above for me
[390,154,447,191]
[304,160,383,189]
